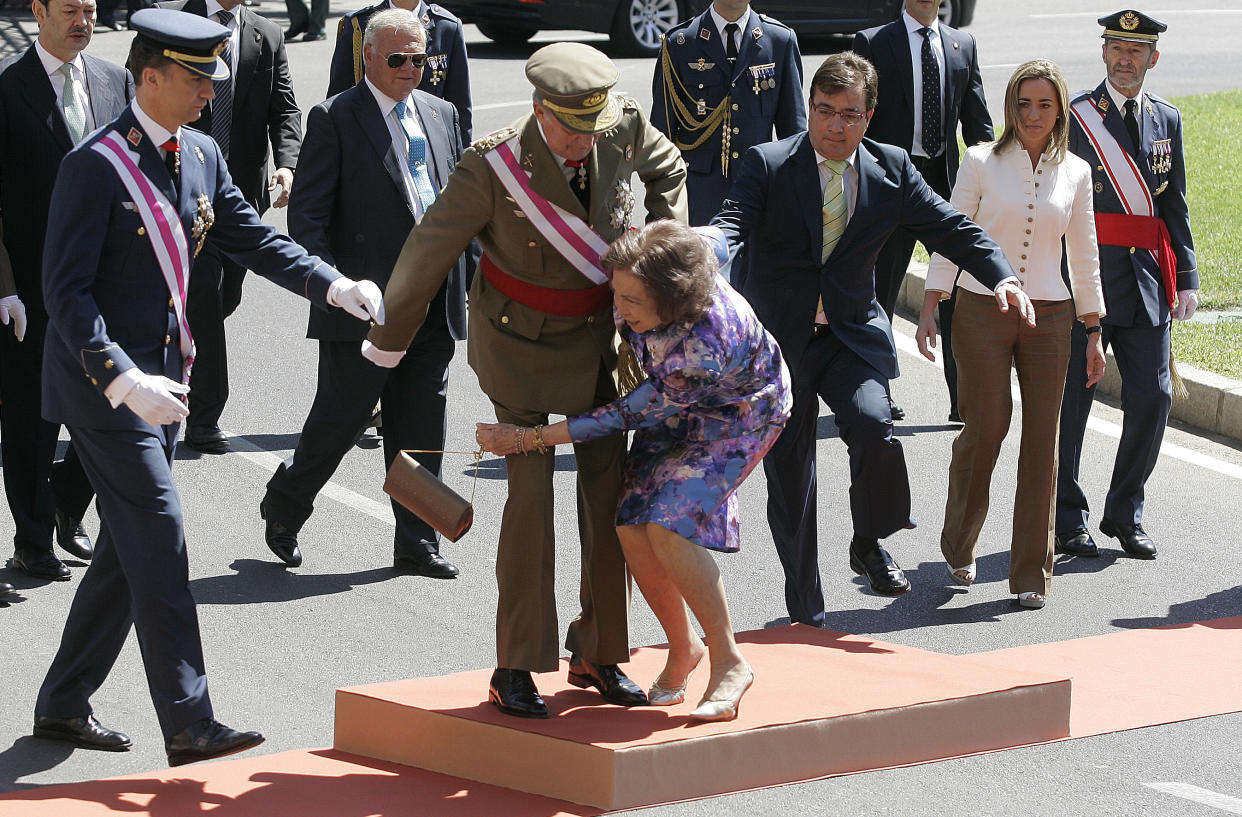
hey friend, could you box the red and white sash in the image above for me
[92,130,195,380]
[1070,96,1152,218]
[1070,95,1177,307]
[483,137,611,285]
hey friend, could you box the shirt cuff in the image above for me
[992,276,1020,292]
[104,368,141,408]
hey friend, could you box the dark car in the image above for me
[448,0,975,57]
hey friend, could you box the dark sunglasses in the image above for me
[386,52,428,69]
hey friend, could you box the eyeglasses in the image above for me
[386,53,428,69]
[810,104,868,127]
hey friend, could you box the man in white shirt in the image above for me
[0,0,133,581]
[259,8,470,579]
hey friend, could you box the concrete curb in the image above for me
[897,262,1242,443]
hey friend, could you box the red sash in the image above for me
[480,255,611,317]
[1094,213,1178,309]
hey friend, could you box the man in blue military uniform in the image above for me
[651,0,804,225]
[1055,10,1197,561]
[32,8,383,765]
[327,0,471,144]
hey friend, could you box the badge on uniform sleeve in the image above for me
[1097,97,1110,113]
[126,127,143,147]
[700,26,711,40]
[751,26,762,40]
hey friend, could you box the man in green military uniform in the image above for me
[365,42,687,718]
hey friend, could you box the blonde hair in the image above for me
[995,59,1070,164]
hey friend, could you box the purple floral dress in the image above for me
[566,274,792,552]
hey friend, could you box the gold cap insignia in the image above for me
[583,91,606,107]
[1120,11,1140,31]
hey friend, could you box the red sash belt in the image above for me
[480,254,611,317]
[1094,212,1178,308]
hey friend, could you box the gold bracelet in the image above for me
[514,426,527,456]
[531,424,550,455]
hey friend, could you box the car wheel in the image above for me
[939,0,976,28]
[610,0,684,57]
[477,22,538,46]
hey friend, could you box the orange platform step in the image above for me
[334,625,1072,811]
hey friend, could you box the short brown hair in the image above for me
[995,59,1070,164]
[810,52,878,111]
[126,36,173,85]
[601,220,717,325]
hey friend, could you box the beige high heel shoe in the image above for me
[647,652,704,706]
[689,665,753,722]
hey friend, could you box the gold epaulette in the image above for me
[470,127,518,153]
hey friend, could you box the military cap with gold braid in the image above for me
[525,42,621,135]
[1099,9,1167,45]
[129,8,231,81]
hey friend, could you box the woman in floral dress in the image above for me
[477,220,791,721]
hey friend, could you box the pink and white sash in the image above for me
[1070,96,1153,218]
[92,130,195,381]
[483,137,611,285]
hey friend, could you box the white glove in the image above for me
[0,294,26,342]
[328,277,385,324]
[121,373,191,426]
[361,339,404,369]
[1172,289,1199,321]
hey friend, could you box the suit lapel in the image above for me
[352,87,415,216]
[791,135,823,265]
[82,56,121,127]
[15,48,73,153]
[731,10,759,82]
[695,11,730,84]
[520,115,585,218]
[940,28,965,125]
[886,23,915,110]
[233,8,261,109]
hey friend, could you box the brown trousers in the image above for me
[940,292,1073,595]
[491,367,631,673]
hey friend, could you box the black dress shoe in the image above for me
[284,24,306,39]
[888,400,906,421]
[1054,527,1099,557]
[34,714,132,751]
[488,668,548,718]
[394,551,459,578]
[1099,518,1158,559]
[184,425,230,453]
[166,718,264,767]
[302,31,325,41]
[568,656,648,706]
[1,581,15,599]
[54,509,93,561]
[947,409,963,424]
[849,536,911,596]
[11,550,71,581]
[259,502,302,567]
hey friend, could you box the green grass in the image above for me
[1172,320,1242,380]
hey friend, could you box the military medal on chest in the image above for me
[427,54,446,86]
[190,193,215,260]
[1151,137,1172,176]
[748,62,775,94]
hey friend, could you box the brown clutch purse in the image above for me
[383,452,474,542]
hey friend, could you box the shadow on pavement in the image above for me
[189,559,395,605]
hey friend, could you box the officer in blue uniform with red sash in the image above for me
[327,0,472,144]
[1055,10,1197,561]
[32,8,383,765]
[651,0,804,226]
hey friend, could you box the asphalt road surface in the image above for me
[1,1,1240,814]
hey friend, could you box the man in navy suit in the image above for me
[0,0,134,581]
[711,53,1032,627]
[1055,10,1197,562]
[32,8,383,765]
[157,0,303,453]
[327,0,472,145]
[853,0,994,422]
[651,0,804,226]
[260,8,470,576]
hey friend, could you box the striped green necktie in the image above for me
[58,63,87,145]
[821,158,848,264]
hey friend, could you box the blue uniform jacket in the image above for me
[42,105,342,431]
[1070,81,1196,328]
[651,8,804,223]
[327,0,472,144]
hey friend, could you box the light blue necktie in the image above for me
[394,101,437,211]
[58,63,87,145]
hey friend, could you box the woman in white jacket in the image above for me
[916,59,1107,609]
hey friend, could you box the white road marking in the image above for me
[226,433,396,524]
[1145,782,1242,815]
[472,100,534,112]
[893,329,1242,480]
